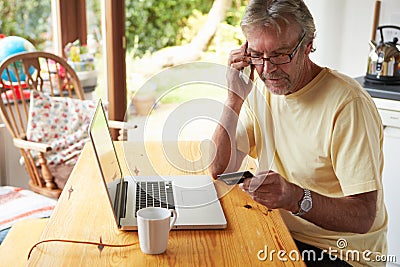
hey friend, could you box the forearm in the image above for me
[210,98,244,178]
[242,170,378,234]
[291,186,377,234]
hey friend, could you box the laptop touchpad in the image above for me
[181,190,214,207]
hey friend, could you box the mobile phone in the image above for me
[240,41,253,84]
[217,171,254,185]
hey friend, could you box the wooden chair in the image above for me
[0,51,128,198]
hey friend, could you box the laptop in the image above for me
[88,99,227,230]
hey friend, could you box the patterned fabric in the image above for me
[0,186,56,231]
[26,90,97,165]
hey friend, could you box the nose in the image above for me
[263,60,278,74]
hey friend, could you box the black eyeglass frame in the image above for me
[245,33,306,66]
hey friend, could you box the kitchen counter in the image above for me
[355,76,400,101]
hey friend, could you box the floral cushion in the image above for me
[26,90,97,165]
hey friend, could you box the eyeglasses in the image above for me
[246,33,306,66]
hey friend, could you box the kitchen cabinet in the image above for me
[382,127,400,266]
[357,77,400,266]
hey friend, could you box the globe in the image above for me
[0,36,36,82]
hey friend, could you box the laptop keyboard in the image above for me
[135,181,175,216]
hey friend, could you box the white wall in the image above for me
[305,0,400,77]
[380,0,400,26]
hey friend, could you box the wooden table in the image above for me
[26,141,305,266]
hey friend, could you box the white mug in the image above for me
[136,207,177,254]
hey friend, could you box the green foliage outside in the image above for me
[125,0,248,58]
[125,0,214,57]
[0,1,50,49]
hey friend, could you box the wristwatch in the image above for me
[292,188,312,216]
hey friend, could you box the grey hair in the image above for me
[241,0,316,46]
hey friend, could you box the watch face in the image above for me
[301,200,312,211]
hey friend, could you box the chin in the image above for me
[265,84,290,95]
[263,79,291,95]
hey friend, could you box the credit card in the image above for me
[217,171,254,185]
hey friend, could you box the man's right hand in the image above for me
[226,42,255,104]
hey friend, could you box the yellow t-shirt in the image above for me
[236,68,387,267]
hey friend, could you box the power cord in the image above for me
[28,238,138,260]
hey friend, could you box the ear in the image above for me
[304,39,315,55]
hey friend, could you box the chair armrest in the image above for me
[108,120,137,130]
[108,120,138,141]
[13,138,52,153]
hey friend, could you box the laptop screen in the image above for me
[89,100,125,222]
[89,100,123,183]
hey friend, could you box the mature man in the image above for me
[210,0,387,266]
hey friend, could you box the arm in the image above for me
[210,43,255,178]
[299,188,376,234]
[210,98,247,178]
[241,171,377,234]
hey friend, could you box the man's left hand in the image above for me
[240,170,302,212]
